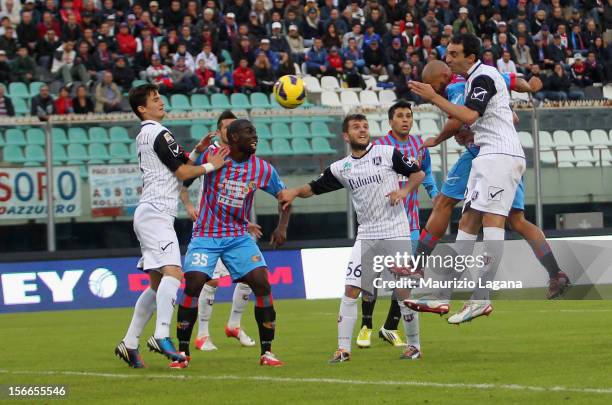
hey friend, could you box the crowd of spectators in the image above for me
[0,0,610,115]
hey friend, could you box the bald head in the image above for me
[422,60,453,95]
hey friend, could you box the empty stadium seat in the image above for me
[311,122,335,138]
[5,129,26,145]
[380,120,391,135]
[29,81,45,97]
[557,150,575,167]
[570,130,590,147]
[129,142,138,163]
[88,143,110,164]
[590,129,611,146]
[429,153,441,171]
[291,122,311,138]
[191,94,210,109]
[190,124,208,140]
[419,119,439,136]
[250,92,272,108]
[68,127,89,144]
[52,143,67,164]
[359,90,379,107]
[518,131,534,148]
[230,93,251,109]
[131,79,147,88]
[89,127,110,144]
[303,76,322,93]
[160,94,170,109]
[270,122,292,139]
[9,82,29,98]
[320,76,340,91]
[254,122,271,139]
[321,91,341,107]
[52,128,69,144]
[25,128,46,145]
[24,145,45,166]
[109,127,131,143]
[3,145,25,163]
[538,131,554,150]
[256,139,272,155]
[109,143,132,163]
[553,130,572,150]
[12,97,28,115]
[339,90,360,109]
[379,90,397,106]
[573,148,597,165]
[66,144,88,164]
[603,84,612,100]
[540,150,556,164]
[362,75,377,90]
[170,94,191,111]
[368,120,382,137]
[211,93,231,109]
[446,137,463,152]
[311,137,336,154]
[291,138,312,154]
[271,138,292,155]
[595,148,612,166]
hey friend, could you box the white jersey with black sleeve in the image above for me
[463,61,525,158]
[136,119,189,217]
[309,144,422,240]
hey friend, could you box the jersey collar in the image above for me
[466,61,482,79]
[351,143,373,160]
[141,120,158,127]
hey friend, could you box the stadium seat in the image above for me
[419,119,439,136]
[26,128,46,145]
[321,91,341,107]
[109,143,132,163]
[131,79,147,88]
[291,122,311,138]
[230,93,251,109]
[291,138,313,154]
[29,82,45,97]
[9,82,29,98]
[254,122,271,139]
[190,124,208,140]
[220,49,233,70]
[511,91,529,101]
[271,138,292,155]
[211,93,231,110]
[429,152,441,171]
[68,127,89,144]
[269,93,283,109]
[380,120,391,135]
[540,150,556,164]
[66,143,88,164]
[256,139,272,155]
[571,130,590,147]
[538,131,554,150]
[557,150,575,167]
[302,76,322,93]
[5,129,27,145]
[359,90,379,107]
[170,94,191,111]
[0,132,4,146]
[109,126,131,143]
[447,137,463,152]
[12,97,28,115]
[590,129,612,147]
[160,94,170,109]
[88,143,110,164]
[410,121,420,134]
[594,148,612,166]
[250,92,272,108]
[573,147,597,165]
[52,143,67,164]
[603,84,612,100]
[89,127,110,144]
[363,75,377,90]
[310,122,335,138]
[52,128,69,144]
[379,89,397,106]
[129,142,138,163]
[368,120,382,137]
[3,145,25,163]
[24,145,45,166]
[311,137,336,154]
[518,131,534,148]
[339,90,360,110]
[553,130,572,150]
[270,122,292,139]
[320,76,340,91]
[191,94,210,109]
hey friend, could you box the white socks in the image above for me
[197,284,216,337]
[398,301,420,350]
[154,276,180,339]
[228,283,252,328]
[472,227,505,301]
[124,287,156,349]
[338,295,358,352]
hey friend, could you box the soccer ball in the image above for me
[273,75,306,109]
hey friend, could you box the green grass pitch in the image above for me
[1,299,612,404]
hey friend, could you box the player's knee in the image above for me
[344,285,361,299]
[435,195,458,213]
[161,265,183,281]
[183,272,208,297]
[507,210,525,231]
[206,278,220,288]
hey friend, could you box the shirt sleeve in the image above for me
[152,130,188,172]
[309,167,344,195]
[261,164,286,197]
[420,149,439,199]
[464,74,497,116]
[391,148,422,177]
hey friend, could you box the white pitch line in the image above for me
[1,369,611,395]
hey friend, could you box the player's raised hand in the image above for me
[421,137,439,149]
[247,222,263,239]
[527,76,543,93]
[270,226,287,248]
[386,189,408,206]
[408,81,437,101]
[195,132,216,152]
[454,128,474,145]
[207,146,229,169]
[277,189,297,210]
[186,203,198,221]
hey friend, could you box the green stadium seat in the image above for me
[290,122,311,138]
[109,143,131,163]
[171,94,191,111]
[257,139,272,155]
[29,82,45,97]
[12,97,28,115]
[269,93,283,109]
[191,94,210,110]
[270,122,292,139]
[5,129,26,145]
[52,128,69,144]
[26,128,46,145]
[250,92,272,108]
[3,145,26,163]
[254,122,272,139]
[271,138,292,156]
[129,142,138,163]
[87,143,109,164]
[291,138,312,155]
[68,127,89,144]
[89,127,110,144]
[230,93,250,109]
[66,143,88,164]
[311,122,335,138]
[211,93,231,110]
[52,143,67,164]
[190,124,208,140]
[24,145,45,166]
[9,82,29,98]
[311,137,336,154]
[0,133,4,146]
[221,49,233,70]
[132,79,147,87]
[109,126,131,143]
[159,94,170,111]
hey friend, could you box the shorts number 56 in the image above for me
[346,261,362,278]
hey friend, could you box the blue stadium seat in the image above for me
[190,124,208,141]
[12,98,29,115]
[290,122,311,138]
[254,122,272,139]
[52,143,68,164]
[311,137,336,154]
[9,82,29,99]
[270,138,292,156]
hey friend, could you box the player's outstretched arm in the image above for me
[513,76,543,94]
[277,185,313,210]
[422,117,464,149]
[270,202,291,248]
[187,132,216,165]
[180,186,198,221]
[174,147,229,181]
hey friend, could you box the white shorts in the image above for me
[463,154,525,217]
[133,203,181,272]
[212,259,230,279]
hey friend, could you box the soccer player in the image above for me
[408,34,527,324]
[177,111,256,355]
[115,84,228,368]
[174,119,290,367]
[356,100,439,349]
[279,114,426,362]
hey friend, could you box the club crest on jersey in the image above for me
[341,161,352,174]
[402,155,418,167]
[471,87,487,101]
[372,156,382,166]
[251,255,262,262]
[471,190,479,201]
[163,132,174,143]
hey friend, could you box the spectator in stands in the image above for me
[342,58,365,88]
[218,12,239,49]
[95,71,123,113]
[394,62,420,103]
[584,19,600,49]
[0,25,17,58]
[401,21,420,48]
[286,24,305,64]
[195,59,218,94]
[302,6,323,46]
[363,23,382,48]
[305,38,329,76]
[497,50,518,74]
[30,84,55,120]
[571,53,592,86]
[270,22,290,54]
[513,34,533,73]
[164,0,185,31]
[248,11,267,40]
[16,11,37,54]
[93,42,113,76]
[61,13,82,42]
[253,53,275,93]
[173,43,196,73]
[52,41,91,87]
[547,33,568,65]
[233,57,257,94]
[36,29,61,71]
[11,46,37,83]
[0,85,15,116]
[527,63,547,99]
[367,6,387,36]
[591,36,608,63]
[540,62,584,101]
[277,52,297,77]
[453,7,475,35]
[158,43,175,69]
[1,0,21,25]
[343,37,365,72]
[257,39,280,71]
[322,23,342,50]
[232,36,255,67]
[36,12,61,41]
[326,46,344,77]
[75,42,97,82]
[0,50,10,84]
[343,23,364,49]
[482,49,496,67]
[363,38,386,78]
[179,24,200,56]
[134,37,155,75]
[386,37,406,77]
[327,9,349,36]
[215,63,234,94]
[493,33,516,61]
[171,56,200,92]
[382,22,403,49]
[54,86,74,115]
[146,54,175,94]
[73,84,94,114]
[585,51,606,84]
[196,43,219,73]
